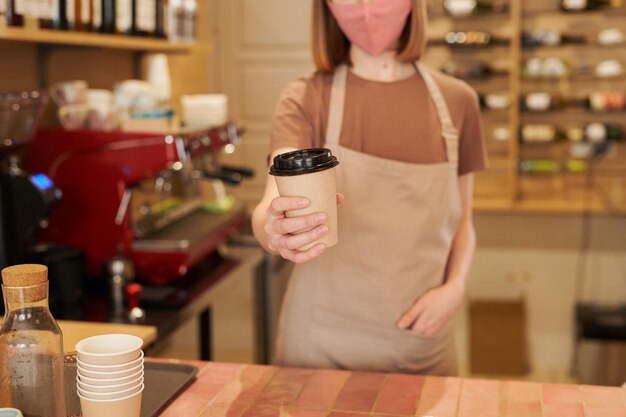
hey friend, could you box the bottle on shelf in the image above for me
[91,0,102,31]
[560,0,624,12]
[73,0,92,31]
[444,0,509,17]
[582,122,624,143]
[480,93,511,110]
[431,31,509,48]
[519,124,568,143]
[116,0,132,34]
[182,0,196,41]
[100,0,115,33]
[442,61,507,80]
[519,159,561,174]
[0,0,6,25]
[134,0,156,36]
[167,0,184,41]
[585,91,626,112]
[156,0,166,38]
[521,31,587,48]
[524,57,571,80]
[522,92,569,112]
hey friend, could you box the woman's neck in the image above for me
[349,45,415,82]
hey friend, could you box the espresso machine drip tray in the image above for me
[130,205,247,285]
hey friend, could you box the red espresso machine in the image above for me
[25,124,251,290]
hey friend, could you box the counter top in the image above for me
[154,360,626,417]
[59,320,157,352]
[0,317,157,352]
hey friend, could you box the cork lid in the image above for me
[2,264,48,287]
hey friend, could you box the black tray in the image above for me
[64,354,198,417]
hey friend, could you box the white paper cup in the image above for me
[78,375,143,393]
[79,387,143,417]
[76,334,143,365]
[78,383,144,401]
[78,361,143,379]
[78,370,144,386]
[77,351,144,372]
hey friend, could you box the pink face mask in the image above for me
[326,0,413,56]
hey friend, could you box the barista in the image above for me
[252,0,486,374]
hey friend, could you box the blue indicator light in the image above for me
[31,174,54,190]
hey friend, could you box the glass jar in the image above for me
[0,280,66,417]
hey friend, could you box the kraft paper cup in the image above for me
[76,334,143,365]
[78,383,144,401]
[270,148,339,250]
[78,361,143,380]
[77,351,144,372]
[79,370,144,387]
[78,375,143,393]
[78,387,143,417]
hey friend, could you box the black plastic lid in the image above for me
[269,148,339,176]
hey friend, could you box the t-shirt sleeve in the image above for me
[458,90,488,176]
[269,77,317,156]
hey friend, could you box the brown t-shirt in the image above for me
[270,66,487,175]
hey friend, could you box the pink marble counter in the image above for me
[154,360,626,417]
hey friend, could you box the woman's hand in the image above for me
[264,194,344,264]
[396,283,464,337]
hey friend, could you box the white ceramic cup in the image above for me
[50,80,88,106]
[78,370,144,387]
[0,409,24,417]
[78,375,143,394]
[78,383,144,401]
[79,387,143,417]
[78,351,144,372]
[58,104,89,130]
[78,361,143,380]
[76,334,143,365]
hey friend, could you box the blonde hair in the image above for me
[311,0,428,73]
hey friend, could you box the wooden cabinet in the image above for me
[424,0,626,214]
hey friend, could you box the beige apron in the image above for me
[274,62,462,375]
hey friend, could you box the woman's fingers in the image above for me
[280,225,329,250]
[336,193,345,205]
[273,212,326,235]
[397,300,425,330]
[279,243,326,264]
[267,196,310,217]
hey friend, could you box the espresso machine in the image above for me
[0,91,62,269]
[25,123,252,317]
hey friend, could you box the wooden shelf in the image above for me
[0,26,194,53]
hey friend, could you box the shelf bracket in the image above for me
[36,44,53,89]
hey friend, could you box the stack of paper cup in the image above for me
[181,94,228,128]
[75,334,144,417]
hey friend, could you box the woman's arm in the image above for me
[396,173,476,336]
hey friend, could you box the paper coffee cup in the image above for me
[270,148,339,250]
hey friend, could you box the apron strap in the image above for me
[415,62,460,165]
[325,64,348,146]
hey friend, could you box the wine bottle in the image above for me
[7,0,25,26]
[39,0,70,30]
[586,91,626,112]
[442,61,507,80]
[155,0,166,38]
[101,0,115,32]
[520,124,568,143]
[560,0,622,12]
[444,0,509,17]
[522,31,587,48]
[167,0,183,41]
[480,93,511,110]
[134,0,156,36]
[583,122,624,143]
[522,92,569,112]
[519,159,561,174]
[524,57,571,80]
[437,31,510,48]
[74,0,91,31]
[182,0,196,41]
[116,0,131,33]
